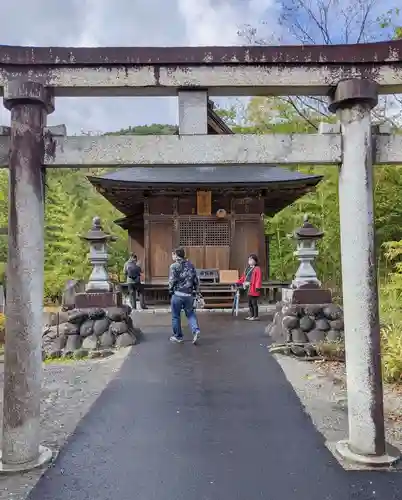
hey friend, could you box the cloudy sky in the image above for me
[0,0,396,134]
[0,0,278,134]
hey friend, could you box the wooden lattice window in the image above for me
[179,220,230,246]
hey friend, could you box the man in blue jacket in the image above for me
[168,247,201,345]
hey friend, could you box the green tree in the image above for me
[239,0,402,127]
[216,96,402,297]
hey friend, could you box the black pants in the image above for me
[248,295,259,318]
[128,283,146,309]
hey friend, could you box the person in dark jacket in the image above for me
[123,253,147,310]
[236,253,262,320]
[168,247,201,345]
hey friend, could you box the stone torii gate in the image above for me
[1,41,402,472]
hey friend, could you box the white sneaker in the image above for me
[170,336,184,344]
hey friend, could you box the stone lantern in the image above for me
[292,214,323,289]
[80,216,116,292]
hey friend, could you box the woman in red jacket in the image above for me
[236,253,262,321]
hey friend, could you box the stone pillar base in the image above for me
[0,445,54,474]
[335,440,400,467]
[43,305,143,360]
[266,287,344,346]
[75,291,122,309]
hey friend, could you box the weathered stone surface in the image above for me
[100,331,115,348]
[88,349,114,359]
[50,335,67,352]
[47,349,62,360]
[64,334,82,353]
[43,325,61,340]
[80,319,95,338]
[327,329,343,341]
[60,322,80,336]
[130,327,143,339]
[68,309,88,324]
[268,324,283,343]
[42,305,142,356]
[115,332,136,348]
[58,311,70,324]
[45,334,66,358]
[304,304,324,316]
[304,344,318,357]
[265,323,273,335]
[306,329,326,343]
[88,308,106,320]
[323,304,343,320]
[282,305,300,317]
[282,315,299,329]
[107,307,128,322]
[267,300,344,348]
[88,351,103,359]
[299,316,315,332]
[74,349,89,359]
[93,317,111,337]
[290,345,306,357]
[82,334,99,350]
[109,321,128,336]
[315,318,330,331]
[329,318,344,331]
[291,328,308,343]
[44,310,69,326]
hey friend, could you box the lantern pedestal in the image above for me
[266,215,345,352]
[74,291,122,309]
[282,283,332,305]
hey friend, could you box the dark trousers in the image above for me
[248,295,259,318]
[128,283,146,309]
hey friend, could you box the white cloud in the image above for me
[176,0,278,115]
[0,0,276,133]
[177,0,277,46]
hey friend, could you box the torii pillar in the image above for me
[0,80,54,472]
[329,79,400,465]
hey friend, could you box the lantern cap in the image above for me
[80,216,116,242]
[294,214,324,240]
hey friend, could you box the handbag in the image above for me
[193,293,205,309]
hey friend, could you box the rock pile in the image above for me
[266,301,344,357]
[43,306,142,360]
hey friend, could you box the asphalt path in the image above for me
[29,314,402,500]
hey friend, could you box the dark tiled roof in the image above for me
[88,165,321,186]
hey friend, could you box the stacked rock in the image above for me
[266,302,344,345]
[43,306,141,360]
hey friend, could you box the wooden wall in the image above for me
[128,194,267,282]
[128,227,145,266]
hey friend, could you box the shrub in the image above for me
[381,324,402,383]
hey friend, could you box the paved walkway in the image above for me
[29,314,402,500]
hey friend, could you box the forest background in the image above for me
[0,1,402,376]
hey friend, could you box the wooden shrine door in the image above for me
[179,218,230,270]
[149,221,173,281]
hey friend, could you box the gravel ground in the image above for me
[0,348,131,499]
[274,354,402,469]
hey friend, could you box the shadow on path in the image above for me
[29,314,401,500]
